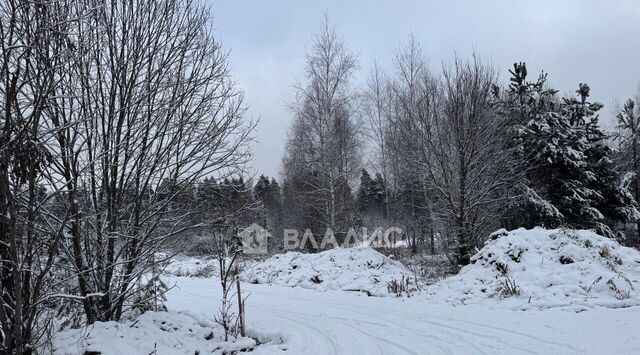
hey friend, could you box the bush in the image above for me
[386,274,418,297]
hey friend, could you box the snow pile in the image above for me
[163,255,219,278]
[242,247,417,297]
[53,311,259,354]
[428,228,640,310]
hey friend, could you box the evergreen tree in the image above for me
[254,175,284,249]
[356,169,386,230]
[372,173,387,218]
[357,169,374,212]
[499,63,638,238]
[253,175,271,202]
[498,62,564,228]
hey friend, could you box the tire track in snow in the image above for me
[166,277,589,354]
[257,310,342,354]
[244,287,524,354]
[322,304,487,354]
[253,304,424,355]
[313,298,578,354]
[429,316,582,352]
[175,283,541,353]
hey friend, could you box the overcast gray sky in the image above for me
[211,0,640,178]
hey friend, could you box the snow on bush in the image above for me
[52,311,261,354]
[428,228,640,310]
[163,255,219,278]
[241,247,418,297]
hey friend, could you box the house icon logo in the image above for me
[238,223,270,254]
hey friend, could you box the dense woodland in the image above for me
[189,21,640,265]
[280,21,640,265]
[1,0,640,354]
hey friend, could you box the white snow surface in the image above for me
[51,228,640,354]
[241,247,415,296]
[427,227,640,310]
[53,310,263,354]
[167,276,640,354]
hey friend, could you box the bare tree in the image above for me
[0,0,78,352]
[208,178,256,340]
[386,37,437,253]
[42,0,254,323]
[282,15,362,240]
[211,221,242,341]
[364,61,392,227]
[616,95,640,244]
[404,57,519,265]
[211,219,241,341]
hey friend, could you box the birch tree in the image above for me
[387,37,437,253]
[364,61,392,228]
[282,16,361,240]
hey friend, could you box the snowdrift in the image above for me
[53,311,262,354]
[428,228,640,310]
[241,247,416,296]
[162,255,219,278]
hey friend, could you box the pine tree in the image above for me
[498,62,564,228]
[500,64,638,238]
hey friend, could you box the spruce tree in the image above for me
[357,169,374,213]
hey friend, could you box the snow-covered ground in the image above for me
[53,310,262,354]
[165,276,640,354]
[427,228,640,310]
[52,228,640,354]
[241,247,416,296]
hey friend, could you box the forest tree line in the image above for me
[2,2,640,353]
[275,19,640,266]
[167,19,640,269]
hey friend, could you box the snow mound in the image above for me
[53,311,260,354]
[163,255,219,278]
[428,228,640,310]
[241,247,417,297]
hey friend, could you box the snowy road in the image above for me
[166,276,640,354]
